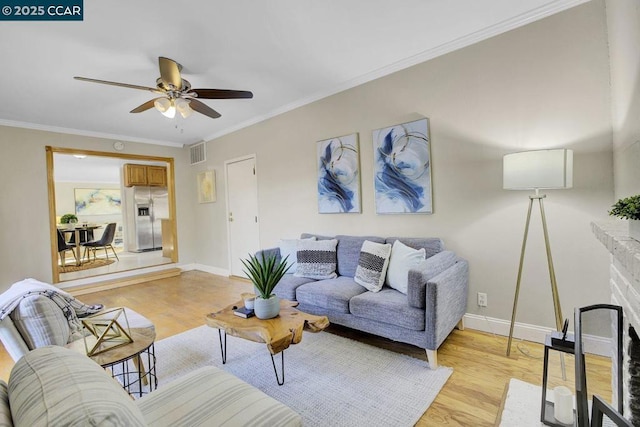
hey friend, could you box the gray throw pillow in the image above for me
[295,239,338,280]
[354,240,392,292]
[10,295,71,349]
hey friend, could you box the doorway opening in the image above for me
[46,146,178,284]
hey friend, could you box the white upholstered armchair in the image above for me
[0,278,154,362]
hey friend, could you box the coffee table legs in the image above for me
[217,329,286,386]
[218,329,227,363]
[270,351,285,386]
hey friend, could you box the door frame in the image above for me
[224,154,260,277]
[46,146,179,283]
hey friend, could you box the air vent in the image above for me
[190,142,206,165]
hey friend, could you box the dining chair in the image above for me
[68,228,94,245]
[56,229,77,267]
[82,223,119,262]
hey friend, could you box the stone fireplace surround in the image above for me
[592,220,640,423]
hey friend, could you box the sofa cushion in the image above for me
[295,239,338,280]
[274,274,317,301]
[335,235,385,277]
[296,277,366,313]
[138,366,302,427]
[354,240,392,292]
[9,346,147,426]
[407,251,459,309]
[0,380,11,427]
[9,295,70,350]
[279,237,316,273]
[349,288,425,331]
[385,237,444,259]
[386,240,426,294]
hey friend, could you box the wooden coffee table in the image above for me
[205,298,329,385]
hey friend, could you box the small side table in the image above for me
[66,327,157,397]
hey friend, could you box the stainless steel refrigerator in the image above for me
[124,186,168,252]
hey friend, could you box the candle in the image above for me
[554,385,574,424]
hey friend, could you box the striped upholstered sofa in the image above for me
[1,346,301,426]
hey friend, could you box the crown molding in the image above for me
[0,119,185,148]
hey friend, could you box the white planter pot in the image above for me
[630,219,640,243]
[254,295,280,319]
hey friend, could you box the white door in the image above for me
[226,156,260,277]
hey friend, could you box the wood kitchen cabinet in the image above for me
[124,164,167,187]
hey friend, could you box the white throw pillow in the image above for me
[354,240,392,292]
[294,239,338,280]
[386,240,426,294]
[279,237,316,273]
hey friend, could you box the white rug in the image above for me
[499,379,585,427]
[150,325,452,427]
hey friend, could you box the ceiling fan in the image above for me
[74,57,253,120]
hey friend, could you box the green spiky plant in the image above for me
[241,253,291,299]
[60,213,78,224]
[608,195,640,220]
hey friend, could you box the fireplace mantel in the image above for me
[592,219,640,422]
[591,219,640,330]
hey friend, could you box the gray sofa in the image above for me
[258,234,469,369]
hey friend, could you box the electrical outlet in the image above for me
[477,292,488,307]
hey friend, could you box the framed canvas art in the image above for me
[317,133,361,213]
[75,188,122,215]
[197,170,216,203]
[372,118,432,214]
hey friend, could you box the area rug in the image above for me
[499,378,585,427]
[59,258,115,273]
[151,325,452,427]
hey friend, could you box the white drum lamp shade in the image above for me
[503,149,573,190]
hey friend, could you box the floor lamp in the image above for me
[503,149,573,357]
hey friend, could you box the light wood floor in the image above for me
[0,271,611,426]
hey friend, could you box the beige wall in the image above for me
[0,126,194,289]
[606,0,640,199]
[196,1,614,326]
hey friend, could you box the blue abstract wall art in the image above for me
[317,133,361,213]
[373,118,432,214]
[75,188,122,215]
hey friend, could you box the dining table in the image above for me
[58,225,102,266]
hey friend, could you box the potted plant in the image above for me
[608,194,640,242]
[60,213,78,229]
[241,253,290,319]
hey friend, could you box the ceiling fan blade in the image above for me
[192,89,253,99]
[130,98,161,113]
[158,57,182,90]
[189,99,221,119]
[74,76,163,94]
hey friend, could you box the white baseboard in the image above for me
[463,313,611,357]
[192,263,230,277]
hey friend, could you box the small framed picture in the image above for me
[197,170,216,203]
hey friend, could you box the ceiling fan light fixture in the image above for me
[154,97,176,118]
[176,98,193,118]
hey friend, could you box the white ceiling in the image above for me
[0,0,586,147]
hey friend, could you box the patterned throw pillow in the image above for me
[279,237,317,273]
[294,239,338,280]
[354,240,392,292]
[386,240,426,294]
